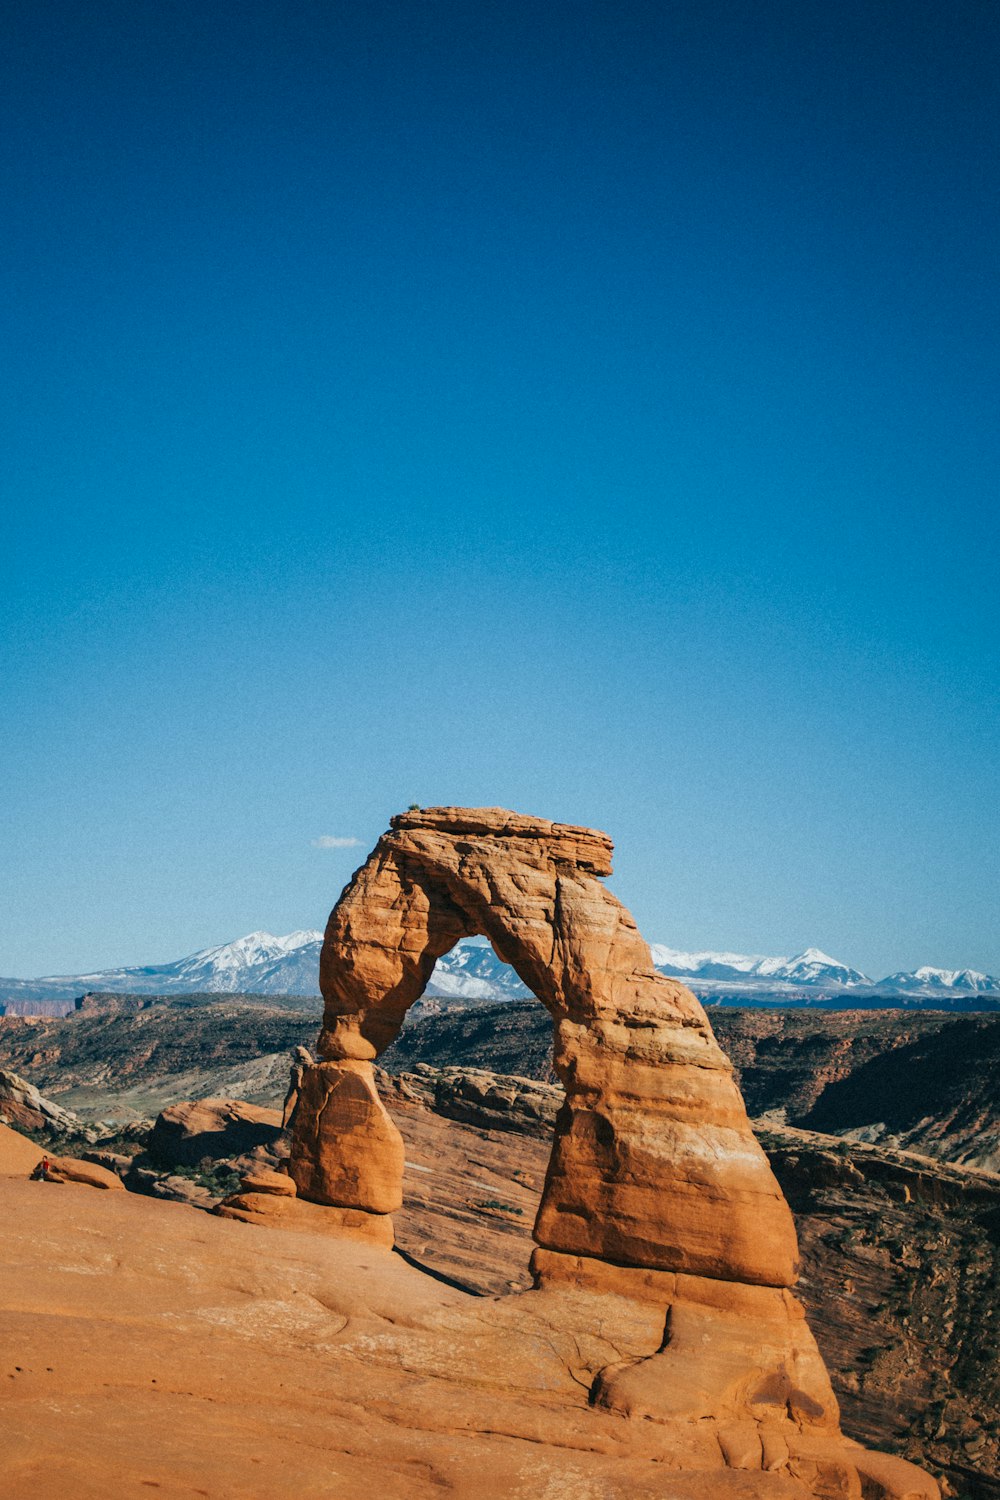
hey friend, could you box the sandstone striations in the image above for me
[293,807,798,1284]
[0,1066,79,1134]
[382,1071,1000,1498]
[279,805,938,1497]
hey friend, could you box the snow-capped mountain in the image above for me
[1,930,997,1011]
[878,966,1000,995]
[648,944,870,988]
[0,930,327,1004]
[144,930,325,992]
[421,937,530,1001]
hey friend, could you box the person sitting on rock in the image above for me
[30,1155,53,1182]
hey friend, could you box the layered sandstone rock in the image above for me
[148,1097,281,1169]
[45,1154,125,1190]
[381,1063,560,1137]
[215,1159,393,1246]
[292,806,796,1284]
[285,1059,403,1213]
[282,806,938,1498]
[0,1120,124,1189]
[0,1067,79,1134]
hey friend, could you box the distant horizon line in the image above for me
[3,924,997,989]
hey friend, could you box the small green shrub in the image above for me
[172,1162,242,1197]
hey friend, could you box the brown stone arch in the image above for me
[278,807,947,1492]
[288,806,799,1287]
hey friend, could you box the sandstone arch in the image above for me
[289,806,798,1284]
[285,808,941,1495]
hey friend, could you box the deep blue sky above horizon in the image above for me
[1,0,997,979]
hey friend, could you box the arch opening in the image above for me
[383,936,556,1084]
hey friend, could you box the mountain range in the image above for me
[1,930,998,1011]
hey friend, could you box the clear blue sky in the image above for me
[1,1,997,980]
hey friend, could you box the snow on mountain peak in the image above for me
[192,929,323,964]
[780,950,870,986]
[648,943,869,987]
[882,965,1000,994]
[4,926,997,1009]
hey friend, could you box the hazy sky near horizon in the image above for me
[2,1,998,979]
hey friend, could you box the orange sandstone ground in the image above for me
[3,1175,832,1500]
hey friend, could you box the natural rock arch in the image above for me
[284,808,940,1495]
[288,806,798,1284]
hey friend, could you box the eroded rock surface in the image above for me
[148,1097,281,1168]
[0,1178,874,1500]
[0,1067,79,1134]
[380,1063,559,1137]
[283,806,939,1497]
[43,1154,124,1190]
[292,806,797,1285]
[0,1120,124,1190]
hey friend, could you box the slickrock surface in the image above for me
[280,806,938,1497]
[5,1089,985,1494]
[0,1118,46,1174]
[383,1082,998,1496]
[0,1177,935,1500]
[0,1055,991,1491]
[0,1121,124,1189]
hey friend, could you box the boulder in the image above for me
[239,1167,296,1196]
[148,1099,281,1169]
[46,1156,125,1191]
[150,1175,215,1207]
[82,1150,135,1176]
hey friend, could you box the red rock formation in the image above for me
[286,1058,404,1213]
[44,1154,124,1190]
[285,807,938,1498]
[292,807,797,1282]
[0,1120,123,1189]
[148,1097,281,1169]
